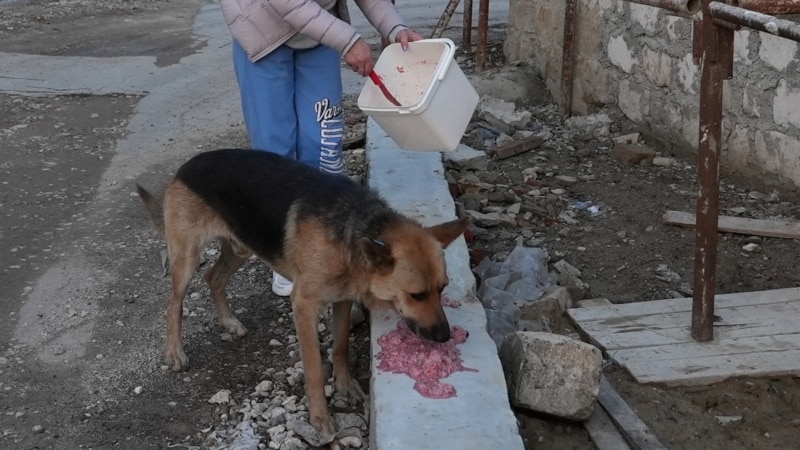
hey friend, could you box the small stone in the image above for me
[339,435,363,448]
[269,339,283,346]
[133,386,143,395]
[715,415,743,426]
[255,380,273,394]
[209,389,231,404]
[742,243,760,252]
[611,143,656,165]
[32,425,44,434]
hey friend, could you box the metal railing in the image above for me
[562,0,800,340]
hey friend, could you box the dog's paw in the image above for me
[334,376,366,403]
[310,412,336,437]
[165,349,189,372]
[221,317,247,337]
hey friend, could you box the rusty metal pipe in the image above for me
[625,0,702,14]
[691,0,734,342]
[463,0,473,49]
[710,2,800,42]
[735,0,800,15]
[476,0,489,71]
[561,0,578,116]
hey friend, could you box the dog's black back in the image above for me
[175,149,396,260]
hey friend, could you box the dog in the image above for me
[136,149,468,435]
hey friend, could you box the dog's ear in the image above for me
[425,217,470,248]
[358,237,395,273]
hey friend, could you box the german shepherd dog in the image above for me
[136,149,468,435]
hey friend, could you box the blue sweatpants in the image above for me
[232,40,344,174]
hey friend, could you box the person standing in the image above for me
[219,0,422,296]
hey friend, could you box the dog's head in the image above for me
[359,217,469,342]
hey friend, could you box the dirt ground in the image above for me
[2,1,800,450]
[456,101,800,449]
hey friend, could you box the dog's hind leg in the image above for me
[165,237,202,372]
[331,300,365,403]
[203,239,249,337]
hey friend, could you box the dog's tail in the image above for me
[136,184,166,238]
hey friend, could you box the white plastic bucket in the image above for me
[357,39,479,152]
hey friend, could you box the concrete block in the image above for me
[618,79,649,124]
[559,274,590,301]
[500,332,602,421]
[758,32,797,71]
[467,67,549,107]
[479,96,532,134]
[444,144,488,171]
[520,286,572,324]
[366,118,524,450]
[607,35,634,73]
[629,3,659,34]
[774,79,800,128]
[553,260,582,278]
[643,48,671,87]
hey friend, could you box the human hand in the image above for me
[395,29,424,51]
[344,38,374,77]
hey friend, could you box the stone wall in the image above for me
[505,0,800,192]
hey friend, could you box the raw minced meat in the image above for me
[441,293,461,308]
[376,320,477,399]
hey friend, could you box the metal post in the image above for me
[691,0,734,342]
[463,0,473,49]
[476,0,489,71]
[561,0,578,115]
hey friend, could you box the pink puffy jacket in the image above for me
[220,0,408,62]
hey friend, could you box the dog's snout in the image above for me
[413,319,451,343]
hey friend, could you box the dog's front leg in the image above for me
[292,293,336,436]
[332,301,365,402]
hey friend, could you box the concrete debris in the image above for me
[652,156,680,167]
[612,132,640,144]
[479,96,533,134]
[553,259,582,278]
[742,242,761,252]
[444,144,489,171]
[209,389,232,405]
[611,142,656,165]
[500,332,602,421]
[468,66,550,107]
[715,415,744,426]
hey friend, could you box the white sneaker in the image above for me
[272,272,294,297]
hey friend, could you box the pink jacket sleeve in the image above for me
[266,0,407,53]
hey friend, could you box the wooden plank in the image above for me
[584,404,632,450]
[663,209,800,239]
[575,300,800,335]
[597,376,667,450]
[586,317,800,351]
[613,333,800,363]
[568,287,800,322]
[613,348,800,386]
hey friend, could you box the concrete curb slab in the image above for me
[365,118,524,450]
